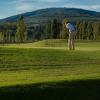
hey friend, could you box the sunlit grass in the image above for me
[0,39,100,87]
[0,39,100,51]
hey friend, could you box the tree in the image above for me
[0,32,4,43]
[16,16,26,43]
[81,21,88,40]
[76,21,80,39]
[86,22,93,40]
[60,18,68,39]
[45,21,52,39]
[78,22,83,39]
[51,19,59,39]
[93,22,100,40]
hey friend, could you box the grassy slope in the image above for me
[0,39,100,100]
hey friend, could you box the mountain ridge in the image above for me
[0,8,100,24]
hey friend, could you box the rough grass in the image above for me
[0,39,100,100]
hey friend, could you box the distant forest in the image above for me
[0,16,100,43]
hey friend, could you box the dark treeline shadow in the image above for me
[0,79,100,100]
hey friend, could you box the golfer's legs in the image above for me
[68,39,71,50]
[68,31,76,50]
[72,39,75,50]
[71,31,76,50]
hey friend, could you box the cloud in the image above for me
[63,3,100,11]
[11,0,68,13]
[8,0,100,13]
[9,0,34,13]
[90,5,100,10]
[1,0,100,19]
[39,0,61,2]
[15,3,34,12]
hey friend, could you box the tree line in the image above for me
[0,16,100,43]
[45,19,100,40]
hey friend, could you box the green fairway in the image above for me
[0,39,100,100]
[1,39,100,51]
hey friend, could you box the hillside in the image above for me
[1,8,100,25]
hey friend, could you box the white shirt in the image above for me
[66,23,75,33]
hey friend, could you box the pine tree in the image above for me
[87,22,93,40]
[16,16,26,43]
[93,22,100,40]
[76,21,80,39]
[45,22,52,39]
[51,19,58,39]
[81,21,87,39]
[60,18,68,39]
[0,32,4,43]
[78,22,83,39]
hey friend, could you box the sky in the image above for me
[0,0,100,19]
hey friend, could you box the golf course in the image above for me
[0,39,100,100]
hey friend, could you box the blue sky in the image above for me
[0,0,100,19]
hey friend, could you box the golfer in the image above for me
[65,21,76,50]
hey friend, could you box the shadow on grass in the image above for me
[0,79,100,100]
